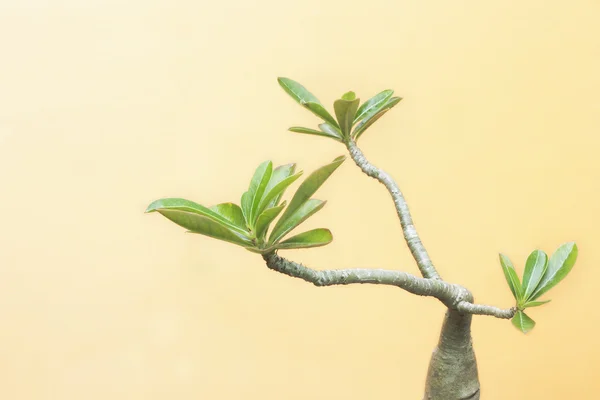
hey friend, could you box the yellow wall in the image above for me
[1,1,599,399]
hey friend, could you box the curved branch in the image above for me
[263,253,515,319]
[345,139,440,280]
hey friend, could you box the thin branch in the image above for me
[345,139,440,280]
[456,302,516,319]
[263,253,515,319]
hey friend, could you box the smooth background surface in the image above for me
[1,1,598,399]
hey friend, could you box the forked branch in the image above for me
[263,253,515,319]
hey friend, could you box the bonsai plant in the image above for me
[146,78,578,399]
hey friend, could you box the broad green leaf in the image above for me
[354,89,393,124]
[511,310,536,334]
[277,77,340,128]
[244,246,265,254]
[209,203,246,229]
[241,191,252,226]
[352,96,402,139]
[319,122,342,138]
[353,109,390,140]
[275,228,333,250]
[264,164,297,209]
[334,98,360,138]
[277,77,320,105]
[257,172,303,217]
[271,156,345,237]
[319,123,343,139]
[247,161,273,226]
[341,91,356,101]
[156,209,253,247]
[269,199,326,244]
[303,101,340,128]
[522,299,551,309]
[288,126,342,142]
[383,96,403,110]
[255,201,286,241]
[530,242,578,300]
[146,198,248,235]
[499,254,522,302]
[522,250,548,301]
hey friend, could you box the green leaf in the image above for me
[522,250,549,301]
[288,126,342,142]
[512,311,536,334]
[146,198,249,236]
[334,98,360,138]
[353,108,390,140]
[499,254,523,302]
[269,199,326,244]
[319,123,343,139]
[522,299,551,309]
[209,203,246,229]
[264,164,297,209]
[271,156,345,238]
[277,77,321,105]
[257,171,303,217]
[303,101,340,128]
[246,161,273,227]
[530,242,578,300]
[276,77,340,128]
[244,247,265,254]
[241,191,252,226]
[341,91,356,101]
[155,209,253,247]
[354,89,393,124]
[275,228,333,250]
[383,96,403,110]
[255,201,287,241]
[352,96,402,140]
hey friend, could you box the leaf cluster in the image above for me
[499,242,578,333]
[279,77,401,142]
[146,156,345,253]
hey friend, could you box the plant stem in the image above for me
[345,139,441,280]
[262,253,515,319]
[424,309,480,400]
[262,254,512,398]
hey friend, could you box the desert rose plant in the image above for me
[146,78,578,400]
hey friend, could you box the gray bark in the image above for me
[424,309,480,400]
[342,140,495,398]
[260,139,515,398]
[345,140,441,280]
[262,253,509,399]
[262,253,514,319]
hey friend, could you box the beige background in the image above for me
[1,1,599,399]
